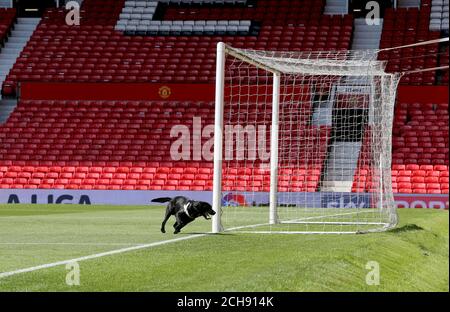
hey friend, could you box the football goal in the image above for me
[211,38,449,234]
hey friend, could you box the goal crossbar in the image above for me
[225,45,389,76]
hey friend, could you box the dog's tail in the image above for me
[151,197,172,203]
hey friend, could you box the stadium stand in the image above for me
[0,97,447,194]
[392,101,448,163]
[0,99,330,192]
[378,6,441,85]
[0,99,211,190]
[1,0,354,96]
[0,0,448,194]
[392,103,449,194]
[352,101,449,194]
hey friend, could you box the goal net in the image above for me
[211,42,402,234]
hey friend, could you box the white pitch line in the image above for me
[0,233,206,279]
[0,242,144,246]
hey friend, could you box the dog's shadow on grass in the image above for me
[388,223,424,233]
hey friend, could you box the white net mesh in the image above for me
[214,45,401,234]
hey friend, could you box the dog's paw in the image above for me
[161,228,166,233]
[173,230,180,234]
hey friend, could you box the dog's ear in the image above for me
[194,202,204,212]
[191,201,204,214]
[203,202,213,212]
[200,202,215,215]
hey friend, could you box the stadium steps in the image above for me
[0,0,11,7]
[0,98,17,123]
[321,142,362,192]
[0,17,40,90]
[397,0,421,8]
[429,0,449,31]
[311,100,332,126]
[323,0,348,15]
[351,18,383,50]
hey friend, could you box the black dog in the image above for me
[152,196,216,234]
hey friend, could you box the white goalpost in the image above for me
[212,38,449,234]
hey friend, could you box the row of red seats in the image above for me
[0,164,326,176]
[0,8,16,44]
[0,165,326,191]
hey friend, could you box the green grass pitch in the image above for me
[0,204,448,291]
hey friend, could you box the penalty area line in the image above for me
[0,233,206,279]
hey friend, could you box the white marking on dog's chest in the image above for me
[183,202,193,218]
